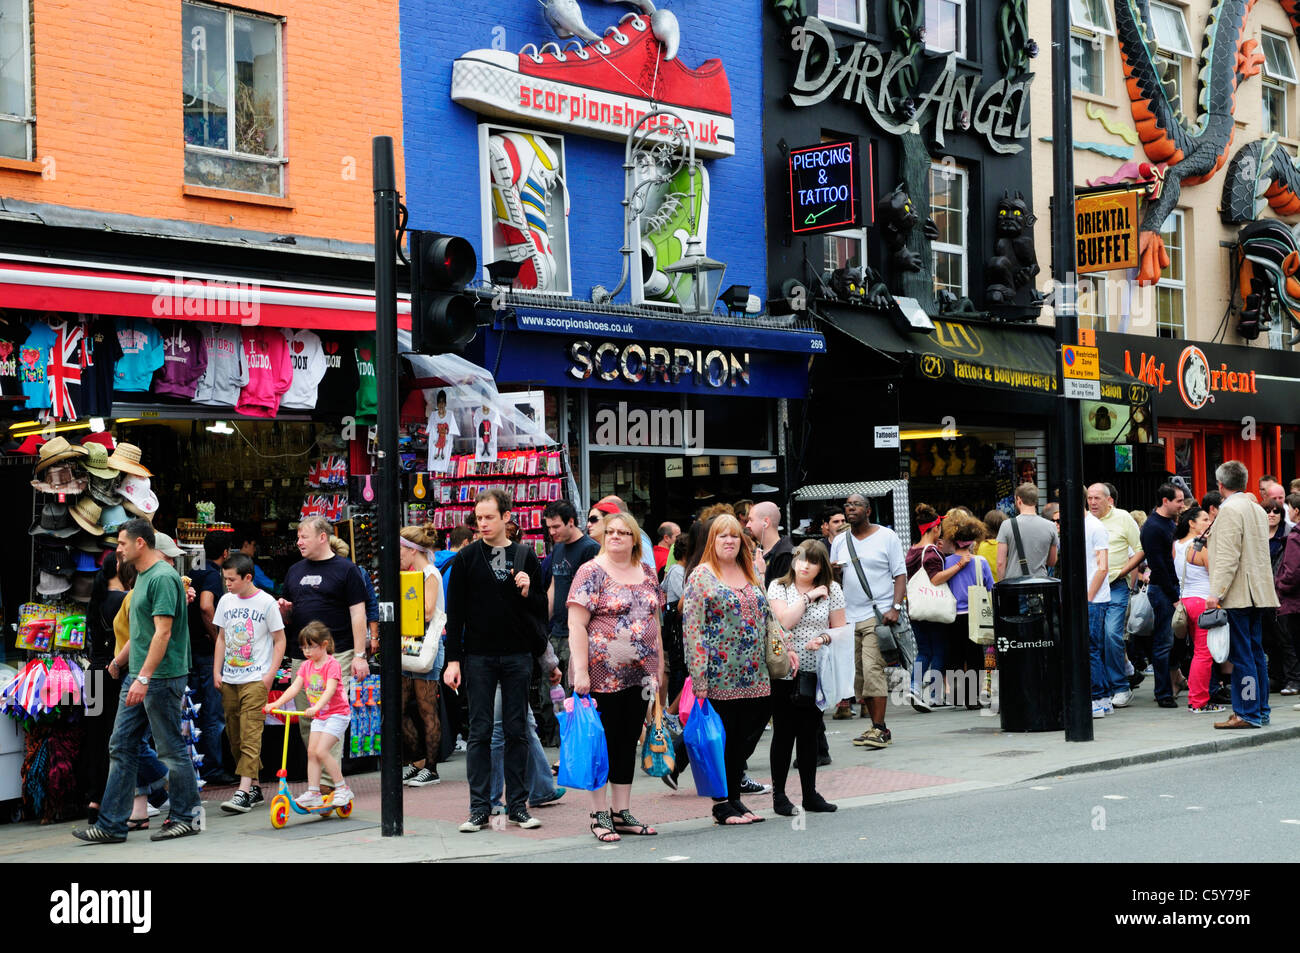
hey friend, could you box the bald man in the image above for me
[746,501,793,587]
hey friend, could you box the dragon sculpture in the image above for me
[1114,0,1271,285]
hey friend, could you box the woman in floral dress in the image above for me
[682,514,795,826]
[568,511,664,842]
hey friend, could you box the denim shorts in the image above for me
[310,712,351,739]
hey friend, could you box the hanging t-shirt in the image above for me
[113,318,165,392]
[427,404,461,472]
[194,324,248,406]
[314,333,359,419]
[154,322,209,399]
[0,320,31,399]
[236,327,294,418]
[47,319,85,421]
[280,329,327,410]
[354,333,377,424]
[215,589,285,684]
[19,320,56,410]
[80,316,121,417]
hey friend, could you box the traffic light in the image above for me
[410,230,478,353]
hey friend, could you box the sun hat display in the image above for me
[119,475,159,518]
[73,550,99,574]
[80,443,120,480]
[11,435,47,455]
[33,437,89,473]
[105,442,151,478]
[80,433,116,452]
[154,532,185,558]
[68,497,103,536]
[99,504,129,534]
[88,473,123,507]
[69,575,94,603]
[28,503,79,539]
[36,570,72,597]
[37,542,78,576]
[31,464,87,496]
[72,533,105,554]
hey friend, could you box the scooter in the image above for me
[267,709,354,828]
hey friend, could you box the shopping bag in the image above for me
[682,698,727,797]
[1207,624,1230,664]
[557,694,609,791]
[823,623,855,705]
[678,676,696,725]
[640,698,675,778]
[1126,585,1154,638]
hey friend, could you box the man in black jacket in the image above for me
[443,489,547,832]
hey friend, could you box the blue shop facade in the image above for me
[399,0,822,525]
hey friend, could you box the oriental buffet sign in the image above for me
[568,340,750,389]
[788,17,1033,155]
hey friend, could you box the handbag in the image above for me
[1198,606,1228,631]
[906,545,957,623]
[845,534,916,670]
[1171,544,1190,639]
[967,555,996,645]
[792,670,819,708]
[765,614,793,680]
[640,698,675,778]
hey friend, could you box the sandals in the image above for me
[711,802,751,826]
[611,809,656,836]
[590,810,621,842]
[126,817,149,831]
[732,800,765,823]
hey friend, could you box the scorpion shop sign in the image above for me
[787,17,1033,155]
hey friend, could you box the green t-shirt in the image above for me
[129,560,190,680]
[355,332,377,425]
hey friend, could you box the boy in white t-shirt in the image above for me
[213,552,286,813]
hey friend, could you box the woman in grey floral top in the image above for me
[767,541,845,816]
[682,515,796,825]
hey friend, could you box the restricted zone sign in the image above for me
[1075,188,1140,274]
[1061,343,1101,400]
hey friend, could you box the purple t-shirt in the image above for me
[944,552,995,614]
[153,323,209,399]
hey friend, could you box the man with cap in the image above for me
[73,518,199,843]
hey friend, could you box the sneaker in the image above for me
[852,727,890,748]
[405,767,440,787]
[1111,690,1133,708]
[979,707,998,717]
[487,131,563,291]
[1142,665,1154,675]
[508,809,542,829]
[248,785,264,808]
[1101,697,1114,715]
[295,790,324,809]
[1092,699,1106,718]
[459,812,490,833]
[909,692,933,713]
[832,703,855,720]
[454,739,468,752]
[531,786,566,806]
[331,785,354,806]
[1157,698,1178,708]
[738,776,771,795]
[1282,685,1300,696]
[1188,703,1226,713]
[72,826,126,845]
[150,818,200,841]
[220,789,255,814]
[1262,715,1271,726]
[401,764,418,783]
[641,165,710,302]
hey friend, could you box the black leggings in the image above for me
[710,695,773,804]
[769,679,822,799]
[594,686,648,786]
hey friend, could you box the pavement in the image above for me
[3,684,1297,863]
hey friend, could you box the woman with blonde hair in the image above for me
[568,510,664,840]
[398,524,446,786]
[681,514,795,825]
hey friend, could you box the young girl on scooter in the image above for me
[264,622,354,808]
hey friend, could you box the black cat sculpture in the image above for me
[829,265,892,311]
[877,183,939,276]
[985,191,1041,305]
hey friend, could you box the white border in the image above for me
[1156,209,1186,339]
[818,0,866,33]
[0,0,34,160]
[929,161,968,299]
[925,0,966,59]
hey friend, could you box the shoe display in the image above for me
[738,776,771,796]
[150,818,200,841]
[488,131,564,291]
[406,767,440,787]
[640,164,709,302]
[508,809,542,829]
[459,812,490,833]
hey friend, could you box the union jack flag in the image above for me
[46,319,84,421]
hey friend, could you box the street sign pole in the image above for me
[1050,3,1093,742]
[372,135,405,832]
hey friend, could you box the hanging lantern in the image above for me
[665,237,727,316]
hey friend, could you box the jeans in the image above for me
[1101,582,1131,696]
[97,675,201,837]
[135,740,168,797]
[1147,586,1177,703]
[911,619,946,700]
[1226,608,1270,726]
[464,652,533,816]
[188,657,226,779]
[490,685,555,806]
[1088,602,1108,700]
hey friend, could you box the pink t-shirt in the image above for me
[301,656,349,718]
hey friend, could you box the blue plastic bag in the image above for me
[557,694,609,791]
[682,698,727,797]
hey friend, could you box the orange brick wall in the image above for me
[0,0,403,245]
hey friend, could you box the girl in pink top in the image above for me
[263,622,353,808]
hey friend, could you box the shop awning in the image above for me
[821,307,1149,406]
[0,254,409,332]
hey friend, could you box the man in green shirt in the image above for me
[74,519,199,844]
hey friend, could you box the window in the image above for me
[0,0,32,160]
[1262,30,1296,137]
[1077,275,1108,332]
[1155,210,1185,338]
[930,161,967,299]
[819,0,865,31]
[824,227,867,275]
[1144,4,1192,107]
[480,124,572,296]
[925,0,965,57]
[182,2,284,196]
[1070,0,1114,95]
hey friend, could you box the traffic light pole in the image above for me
[372,136,405,832]
[1050,7,1093,742]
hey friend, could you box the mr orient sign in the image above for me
[787,17,1033,155]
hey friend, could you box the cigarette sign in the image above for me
[1075,189,1140,274]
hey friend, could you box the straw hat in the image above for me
[80,443,120,480]
[31,464,87,496]
[69,496,103,535]
[34,437,89,473]
[105,442,152,478]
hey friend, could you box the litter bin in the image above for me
[993,576,1063,732]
